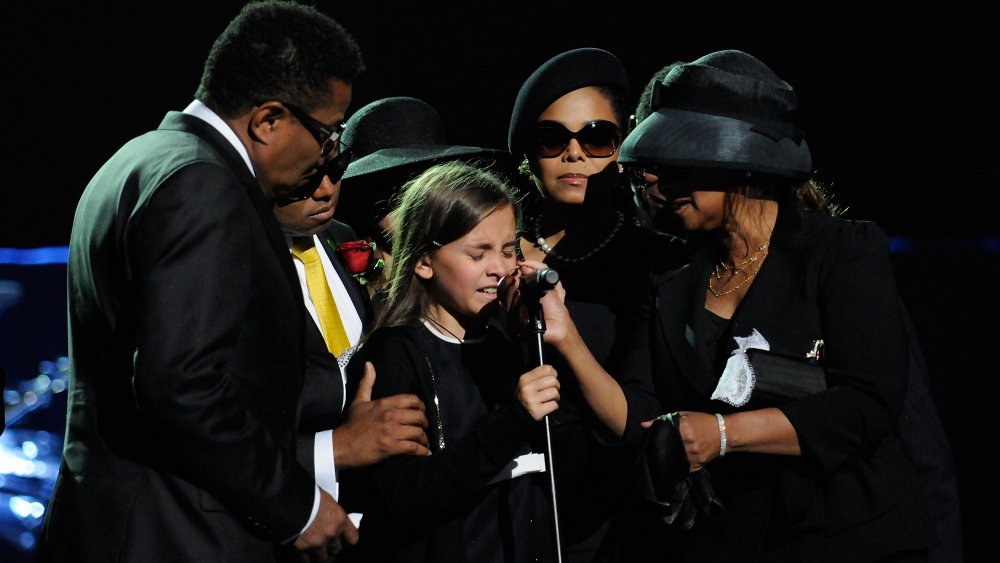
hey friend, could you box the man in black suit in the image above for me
[40,2,366,561]
[272,162,431,508]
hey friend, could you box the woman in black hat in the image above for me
[615,49,936,561]
[507,47,688,561]
[629,60,686,234]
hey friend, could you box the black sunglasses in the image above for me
[626,164,752,190]
[282,101,345,160]
[626,166,655,194]
[280,146,354,202]
[530,120,621,159]
[625,165,704,186]
[274,101,353,202]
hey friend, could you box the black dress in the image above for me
[339,322,555,563]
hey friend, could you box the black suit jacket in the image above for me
[623,209,935,561]
[41,111,315,562]
[296,222,374,471]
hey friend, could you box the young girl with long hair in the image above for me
[339,161,562,563]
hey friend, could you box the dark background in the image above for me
[3,3,997,246]
[2,2,997,561]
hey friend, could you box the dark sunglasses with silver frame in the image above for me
[530,119,621,159]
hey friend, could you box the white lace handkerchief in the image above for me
[487,452,547,485]
[711,329,770,407]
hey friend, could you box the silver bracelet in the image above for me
[715,413,727,457]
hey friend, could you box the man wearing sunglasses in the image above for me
[272,132,432,544]
[41,3,366,562]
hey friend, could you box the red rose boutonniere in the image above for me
[335,240,384,285]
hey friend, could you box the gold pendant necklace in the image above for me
[423,356,447,451]
[708,240,769,297]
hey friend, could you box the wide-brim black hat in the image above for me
[342,96,506,179]
[620,50,812,179]
[508,48,629,158]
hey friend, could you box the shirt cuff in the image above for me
[314,429,340,500]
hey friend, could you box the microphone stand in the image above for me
[522,270,563,563]
[531,308,564,563]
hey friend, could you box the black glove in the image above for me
[635,412,724,529]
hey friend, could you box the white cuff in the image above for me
[314,429,339,500]
[488,452,547,485]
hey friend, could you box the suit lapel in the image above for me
[728,206,808,346]
[654,249,719,398]
[317,228,373,328]
[728,246,800,345]
[159,112,303,305]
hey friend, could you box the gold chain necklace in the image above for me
[422,316,461,452]
[708,240,770,297]
[423,356,446,451]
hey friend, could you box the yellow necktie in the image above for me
[291,237,351,357]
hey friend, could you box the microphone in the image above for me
[520,268,560,336]
[495,267,559,313]
[519,267,560,301]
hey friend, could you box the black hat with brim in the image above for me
[343,145,508,179]
[342,96,507,180]
[620,107,812,178]
[619,50,812,179]
[337,155,513,228]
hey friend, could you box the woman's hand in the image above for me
[516,364,560,421]
[650,408,800,469]
[675,411,724,472]
[516,259,571,345]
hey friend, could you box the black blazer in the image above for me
[41,112,315,562]
[295,221,374,470]
[623,208,935,561]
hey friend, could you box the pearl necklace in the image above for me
[708,240,770,297]
[533,211,624,264]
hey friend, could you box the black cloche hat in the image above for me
[507,48,629,158]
